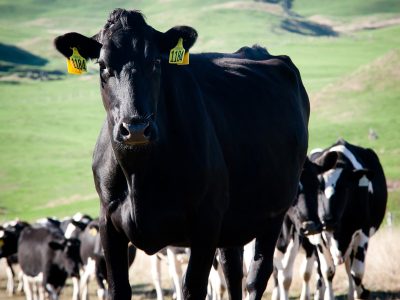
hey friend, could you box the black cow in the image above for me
[310,139,387,300]
[0,220,30,296]
[18,225,82,300]
[54,8,309,299]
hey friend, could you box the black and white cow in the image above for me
[241,155,337,300]
[0,220,30,296]
[310,139,387,300]
[54,8,309,299]
[18,225,82,300]
[79,218,136,300]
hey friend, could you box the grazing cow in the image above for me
[18,225,82,300]
[310,139,387,300]
[54,8,309,299]
[0,220,30,296]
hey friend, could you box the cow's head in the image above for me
[292,154,337,235]
[314,150,373,231]
[50,237,82,277]
[0,221,30,258]
[54,9,197,148]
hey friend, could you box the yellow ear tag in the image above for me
[0,239,4,248]
[169,38,189,65]
[89,228,98,236]
[67,47,87,74]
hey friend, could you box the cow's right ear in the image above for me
[313,151,338,174]
[54,32,102,60]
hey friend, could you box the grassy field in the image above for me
[1,0,399,222]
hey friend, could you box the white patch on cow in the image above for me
[309,148,323,156]
[97,288,106,299]
[64,223,77,239]
[0,230,4,238]
[72,212,84,221]
[307,233,322,246]
[6,265,14,296]
[322,232,343,265]
[330,145,374,194]
[323,168,343,199]
[329,145,362,169]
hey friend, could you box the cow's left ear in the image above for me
[156,26,198,53]
[54,32,102,60]
[352,169,374,181]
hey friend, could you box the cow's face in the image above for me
[54,9,197,148]
[316,152,371,231]
[294,155,337,235]
[50,238,82,277]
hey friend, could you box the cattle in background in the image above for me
[311,139,387,300]
[240,155,336,300]
[0,220,30,296]
[18,225,82,300]
[79,219,136,300]
[54,8,309,299]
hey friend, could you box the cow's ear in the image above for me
[49,240,65,250]
[313,151,338,174]
[156,26,198,53]
[54,32,102,60]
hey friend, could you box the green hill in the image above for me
[0,0,399,221]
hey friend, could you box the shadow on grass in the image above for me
[0,42,48,66]
[281,18,338,36]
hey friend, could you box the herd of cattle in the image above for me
[0,139,387,300]
[0,7,389,300]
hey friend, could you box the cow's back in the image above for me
[18,227,60,277]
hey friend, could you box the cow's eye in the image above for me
[153,59,161,71]
[98,60,113,80]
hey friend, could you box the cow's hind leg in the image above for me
[346,231,370,300]
[218,247,243,300]
[246,215,285,300]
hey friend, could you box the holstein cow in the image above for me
[18,225,82,300]
[270,155,338,300]
[54,8,309,299]
[79,218,136,300]
[311,139,387,300]
[0,220,30,295]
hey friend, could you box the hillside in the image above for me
[0,0,399,223]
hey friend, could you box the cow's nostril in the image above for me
[120,123,130,137]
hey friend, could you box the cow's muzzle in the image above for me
[117,119,153,146]
[300,220,322,236]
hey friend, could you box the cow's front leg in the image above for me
[246,215,285,300]
[218,247,243,300]
[99,208,131,300]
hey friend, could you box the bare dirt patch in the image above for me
[40,193,98,208]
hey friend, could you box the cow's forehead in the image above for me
[323,168,343,187]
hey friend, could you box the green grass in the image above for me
[0,0,400,222]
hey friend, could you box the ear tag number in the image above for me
[67,47,87,74]
[169,38,189,65]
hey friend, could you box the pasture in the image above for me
[0,0,399,298]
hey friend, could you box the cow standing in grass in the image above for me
[311,139,387,300]
[54,8,309,299]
